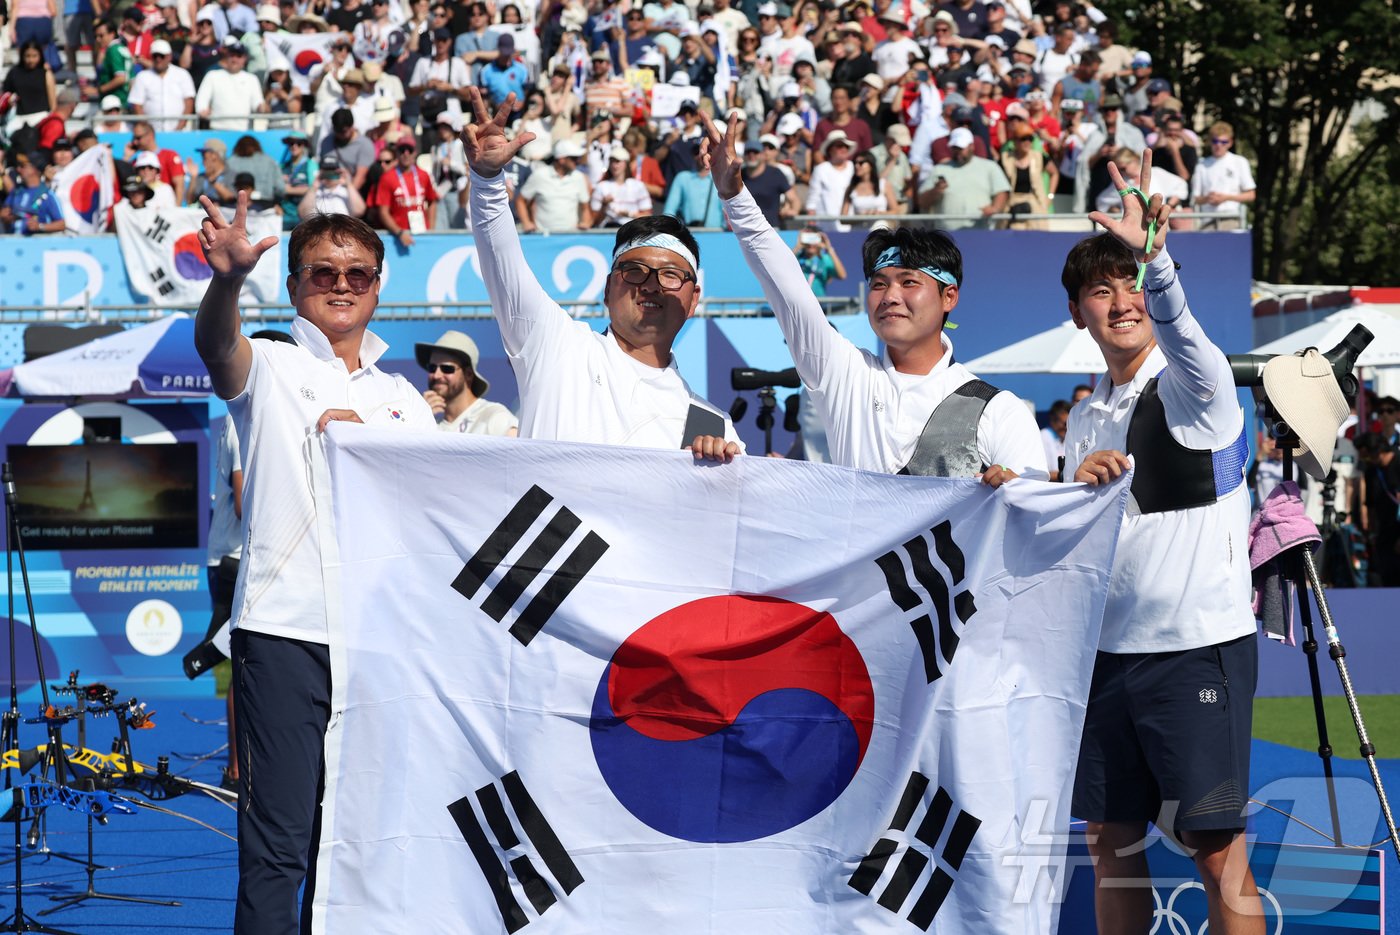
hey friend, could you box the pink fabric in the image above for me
[1248,481,1320,568]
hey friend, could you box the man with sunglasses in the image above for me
[126,37,196,130]
[375,139,438,247]
[195,196,434,935]
[701,113,1045,480]
[463,88,741,458]
[417,330,519,435]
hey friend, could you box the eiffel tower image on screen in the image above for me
[77,459,96,512]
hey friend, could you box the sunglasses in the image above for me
[379,157,394,164]
[1379,407,1398,415]
[612,261,693,290]
[426,362,460,374]
[299,264,379,291]
[1211,137,1232,144]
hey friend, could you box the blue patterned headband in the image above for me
[612,233,697,274]
[870,246,958,286]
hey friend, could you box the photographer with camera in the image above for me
[1061,150,1264,935]
[793,226,846,298]
[297,154,367,219]
[701,112,1045,483]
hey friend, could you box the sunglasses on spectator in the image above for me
[627,12,643,19]
[1211,137,1232,144]
[299,265,379,291]
[612,261,694,290]
[426,362,460,374]
[1379,407,1398,414]
[934,25,950,32]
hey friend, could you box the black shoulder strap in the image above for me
[681,403,725,449]
[900,379,999,477]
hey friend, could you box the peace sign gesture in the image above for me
[1088,148,1170,263]
[699,110,745,201]
[461,87,536,178]
[197,191,279,281]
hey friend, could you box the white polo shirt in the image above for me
[127,65,197,128]
[227,316,435,644]
[519,166,590,233]
[469,169,740,450]
[720,186,1047,477]
[1191,150,1255,217]
[441,397,519,436]
[206,416,243,565]
[1062,250,1254,654]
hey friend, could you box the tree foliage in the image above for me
[1099,0,1400,284]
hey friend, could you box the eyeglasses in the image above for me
[379,157,394,164]
[1211,137,1232,144]
[425,362,459,374]
[299,264,379,291]
[612,261,694,290]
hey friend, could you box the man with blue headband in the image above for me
[700,115,1045,481]
[462,88,740,458]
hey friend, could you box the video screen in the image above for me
[5,443,200,550]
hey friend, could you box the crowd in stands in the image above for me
[0,0,1260,237]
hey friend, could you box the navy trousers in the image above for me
[232,630,331,935]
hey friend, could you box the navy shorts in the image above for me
[1072,633,1256,833]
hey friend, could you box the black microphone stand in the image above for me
[754,388,777,456]
[1,462,77,935]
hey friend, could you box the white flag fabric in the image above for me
[113,203,283,305]
[52,143,116,235]
[263,32,344,93]
[313,429,1130,934]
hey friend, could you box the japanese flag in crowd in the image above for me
[53,143,116,235]
[311,429,1129,934]
[113,203,283,305]
[265,31,344,93]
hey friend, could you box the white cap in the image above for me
[948,127,974,149]
[552,139,586,159]
[150,39,173,56]
[100,94,122,110]
[669,71,691,86]
[725,107,747,121]
[780,80,801,99]
[756,1,779,15]
[256,4,281,23]
[759,133,782,148]
[776,112,803,136]
[133,151,162,169]
[608,145,629,161]
[195,5,217,21]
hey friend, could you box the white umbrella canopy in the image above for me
[1251,307,1400,368]
[961,320,1107,375]
[2,313,211,399]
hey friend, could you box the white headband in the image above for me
[611,233,698,274]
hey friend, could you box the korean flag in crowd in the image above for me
[113,203,283,305]
[312,429,1130,934]
[264,31,343,93]
[53,143,117,235]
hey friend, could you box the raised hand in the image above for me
[197,192,278,281]
[461,87,535,178]
[1087,149,1169,262]
[699,111,744,200]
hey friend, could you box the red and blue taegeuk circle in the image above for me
[590,595,874,843]
[173,232,212,281]
[67,175,101,223]
[294,49,323,77]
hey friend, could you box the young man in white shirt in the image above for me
[462,88,740,457]
[1191,121,1255,231]
[699,113,1046,480]
[1063,151,1264,935]
[194,199,435,935]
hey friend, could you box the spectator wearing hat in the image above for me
[1076,92,1142,211]
[0,154,64,235]
[352,0,404,64]
[771,109,812,185]
[479,32,529,112]
[318,67,375,145]
[415,332,518,435]
[184,137,233,205]
[1118,52,1155,121]
[46,138,75,177]
[181,8,224,86]
[367,97,412,152]
[119,173,156,210]
[127,37,195,129]
[1051,47,1100,120]
[760,2,816,81]
[452,4,499,81]
[317,108,375,191]
[153,0,192,62]
[1190,121,1255,231]
[375,140,437,246]
[279,131,315,228]
[1022,88,1062,155]
[84,19,132,109]
[516,138,591,232]
[196,38,267,130]
[298,153,367,218]
[741,134,797,225]
[873,13,919,99]
[308,34,354,109]
[805,128,855,225]
[829,23,875,88]
[1000,120,1055,228]
[583,47,631,120]
[408,28,469,125]
[853,71,892,140]
[868,122,913,208]
[132,149,179,207]
[919,11,958,69]
[917,126,1009,228]
[429,114,469,228]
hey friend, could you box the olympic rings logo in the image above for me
[1148,882,1284,935]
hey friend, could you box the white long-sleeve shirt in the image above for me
[1062,249,1254,653]
[720,186,1047,478]
[468,169,740,451]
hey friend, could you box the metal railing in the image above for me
[86,111,315,133]
[0,296,864,325]
[795,209,1251,232]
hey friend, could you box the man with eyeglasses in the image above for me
[1189,121,1255,231]
[702,113,1045,480]
[464,89,741,457]
[126,37,196,130]
[417,330,519,435]
[195,196,434,935]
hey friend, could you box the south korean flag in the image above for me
[312,428,1128,934]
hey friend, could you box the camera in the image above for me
[731,367,800,391]
[798,232,823,246]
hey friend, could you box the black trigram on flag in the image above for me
[452,484,609,646]
[448,770,585,933]
[850,771,982,931]
[874,520,977,682]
